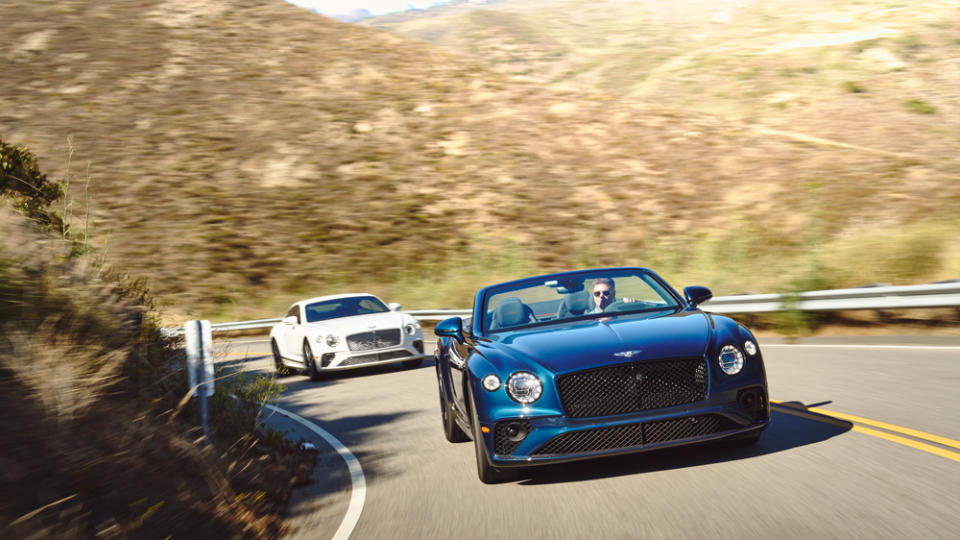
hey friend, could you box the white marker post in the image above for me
[184,319,214,441]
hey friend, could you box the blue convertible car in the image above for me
[434,267,769,483]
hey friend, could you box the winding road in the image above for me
[216,335,960,539]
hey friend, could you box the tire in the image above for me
[403,358,424,369]
[304,341,323,381]
[468,386,512,484]
[437,369,469,443]
[272,340,290,376]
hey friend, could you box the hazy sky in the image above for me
[287,1,443,16]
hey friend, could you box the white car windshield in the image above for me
[305,296,389,323]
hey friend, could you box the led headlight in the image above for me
[482,374,501,392]
[506,372,542,405]
[325,334,340,347]
[405,322,420,336]
[743,340,757,356]
[718,345,745,375]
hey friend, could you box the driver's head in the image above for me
[592,278,615,311]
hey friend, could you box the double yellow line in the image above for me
[770,400,960,463]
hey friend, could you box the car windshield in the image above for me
[304,296,389,323]
[482,270,682,333]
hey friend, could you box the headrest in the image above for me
[494,297,528,327]
[563,290,591,315]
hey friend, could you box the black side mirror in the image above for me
[434,316,464,343]
[684,286,713,307]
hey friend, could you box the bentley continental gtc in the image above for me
[270,294,425,380]
[433,268,769,483]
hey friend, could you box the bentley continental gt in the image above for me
[271,294,424,380]
[433,268,769,483]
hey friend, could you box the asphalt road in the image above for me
[216,336,960,539]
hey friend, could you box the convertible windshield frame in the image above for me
[304,295,389,323]
[478,268,685,335]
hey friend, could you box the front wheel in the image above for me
[468,387,512,484]
[272,340,290,376]
[304,341,323,381]
[438,370,469,443]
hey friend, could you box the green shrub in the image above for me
[0,137,64,231]
[904,98,936,114]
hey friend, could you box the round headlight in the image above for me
[325,334,340,347]
[743,340,757,356]
[718,345,745,375]
[482,374,501,392]
[405,322,419,336]
[506,372,542,405]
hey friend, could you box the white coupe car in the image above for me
[270,294,425,379]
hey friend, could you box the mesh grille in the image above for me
[339,349,411,366]
[557,358,708,418]
[532,415,735,456]
[534,423,645,456]
[346,329,401,351]
[494,420,532,456]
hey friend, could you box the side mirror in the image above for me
[684,286,713,307]
[434,316,464,343]
[282,316,298,326]
[388,302,402,312]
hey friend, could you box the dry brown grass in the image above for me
[0,206,302,538]
[1,0,958,323]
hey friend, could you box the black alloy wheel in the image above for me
[304,341,322,381]
[438,369,469,443]
[468,386,512,484]
[272,340,290,376]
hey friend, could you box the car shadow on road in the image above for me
[517,403,853,485]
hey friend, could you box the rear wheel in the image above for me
[438,370,469,443]
[468,387,512,484]
[304,341,323,381]
[272,340,290,376]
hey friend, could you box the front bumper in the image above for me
[320,340,425,371]
[481,386,769,468]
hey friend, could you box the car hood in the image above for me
[307,311,405,334]
[483,311,711,375]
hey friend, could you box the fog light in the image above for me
[503,421,529,442]
[413,340,424,353]
[321,353,335,367]
[482,374,501,392]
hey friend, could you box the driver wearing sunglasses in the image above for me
[589,277,637,314]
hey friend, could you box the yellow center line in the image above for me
[770,402,960,463]
[772,400,960,451]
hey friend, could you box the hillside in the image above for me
[2,0,959,321]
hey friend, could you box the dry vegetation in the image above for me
[0,141,305,537]
[1,0,958,324]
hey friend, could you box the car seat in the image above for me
[555,289,592,319]
[490,297,535,330]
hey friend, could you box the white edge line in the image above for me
[263,403,365,540]
[764,344,960,350]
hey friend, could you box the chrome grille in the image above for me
[346,329,401,351]
[339,349,411,366]
[556,357,708,418]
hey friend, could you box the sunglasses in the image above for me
[593,290,612,298]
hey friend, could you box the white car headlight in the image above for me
[743,340,757,356]
[718,345,745,375]
[506,372,542,404]
[325,334,340,347]
[405,322,420,336]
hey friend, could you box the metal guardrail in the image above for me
[161,281,960,336]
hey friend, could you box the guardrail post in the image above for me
[184,320,214,442]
